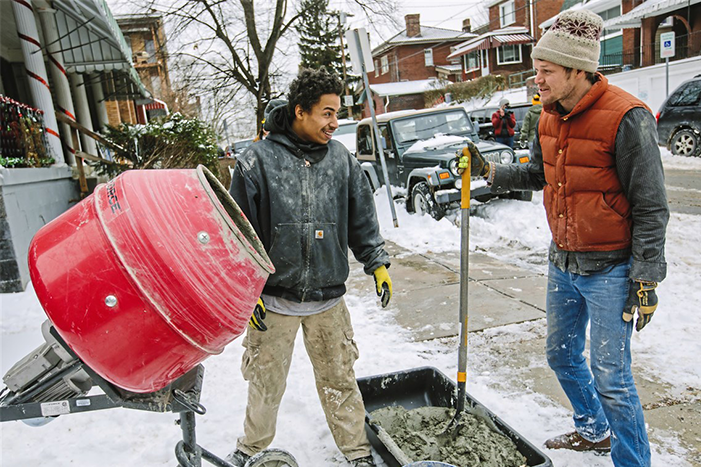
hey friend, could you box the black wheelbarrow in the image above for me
[357,367,552,467]
[357,157,552,467]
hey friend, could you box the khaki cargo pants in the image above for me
[236,299,372,461]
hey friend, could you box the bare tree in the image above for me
[136,0,396,137]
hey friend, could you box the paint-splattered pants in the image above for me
[236,299,371,461]
[546,261,651,467]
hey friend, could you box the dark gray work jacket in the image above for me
[229,133,389,302]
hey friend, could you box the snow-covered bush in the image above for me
[424,75,507,107]
[94,113,221,179]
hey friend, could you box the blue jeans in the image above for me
[546,261,650,467]
[496,134,514,148]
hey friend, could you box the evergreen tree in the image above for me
[296,0,345,77]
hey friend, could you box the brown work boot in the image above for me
[350,456,376,467]
[545,431,611,453]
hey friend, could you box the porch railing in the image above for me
[599,31,701,75]
[507,69,536,88]
[54,112,127,197]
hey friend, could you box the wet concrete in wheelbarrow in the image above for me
[369,406,526,467]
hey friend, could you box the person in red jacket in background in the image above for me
[491,98,516,148]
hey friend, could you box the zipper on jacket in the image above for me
[301,157,312,301]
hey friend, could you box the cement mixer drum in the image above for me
[28,166,274,393]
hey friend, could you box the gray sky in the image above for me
[332,0,491,45]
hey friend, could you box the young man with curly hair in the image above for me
[227,68,391,467]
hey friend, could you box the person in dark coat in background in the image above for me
[226,68,391,467]
[492,98,516,148]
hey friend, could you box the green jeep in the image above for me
[355,107,532,220]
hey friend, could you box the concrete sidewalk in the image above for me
[348,241,701,465]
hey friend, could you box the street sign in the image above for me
[343,95,354,107]
[345,28,374,74]
[660,32,675,58]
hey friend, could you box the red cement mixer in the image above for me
[27,166,274,393]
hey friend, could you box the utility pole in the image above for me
[223,118,231,152]
[347,28,398,228]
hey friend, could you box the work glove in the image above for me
[373,265,392,308]
[248,297,267,331]
[457,141,488,178]
[622,281,658,332]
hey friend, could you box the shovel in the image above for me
[440,146,474,438]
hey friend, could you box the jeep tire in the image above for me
[411,182,445,220]
[508,190,533,202]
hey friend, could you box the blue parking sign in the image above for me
[660,32,675,58]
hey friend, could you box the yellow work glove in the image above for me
[457,141,488,178]
[622,281,658,332]
[248,297,267,331]
[373,265,392,308]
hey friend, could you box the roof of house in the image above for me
[435,64,464,73]
[604,0,701,28]
[447,26,534,59]
[368,78,448,97]
[17,0,151,99]
[372,26,476,56]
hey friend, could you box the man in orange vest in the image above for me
[460,9,668,467]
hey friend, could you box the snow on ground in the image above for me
[1,150,699,466]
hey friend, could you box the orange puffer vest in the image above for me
[538,74,649,252]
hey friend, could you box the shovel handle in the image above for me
[456,154,471,414]
[460,149,471,210]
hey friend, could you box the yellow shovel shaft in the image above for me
[461,147,471,210]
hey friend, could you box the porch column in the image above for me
[69,73,97,156]
[11,0,64,164]
[90,73,109,131]
[36,4,76,165]
[136,104,148,124]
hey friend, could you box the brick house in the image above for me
[363,79,447,117]
[540,0,638,71]
[603,0,701,69]
[116,14,173,124]
[539,0,699,72]
[361,14,474,116]
[447,26,536,83]
[369,14,475,85]
[447,0,565,82]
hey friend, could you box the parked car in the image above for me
[355,107,532,220]
[657,74,701,157]
[233,138,254,157]
[467,103,531,148]
[332,119,358,155]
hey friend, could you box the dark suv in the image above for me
[656,74,701,157]
[467,103,532,147]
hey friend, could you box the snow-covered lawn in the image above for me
[1,150,699,466]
